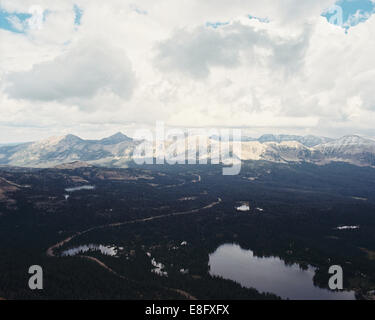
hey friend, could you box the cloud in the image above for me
[1,0,375,142]
[5,39,136,102]
[155,25,243,79]
[154,21,311,79]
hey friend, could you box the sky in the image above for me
[0,0,375,143]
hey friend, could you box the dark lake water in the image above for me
[209,243,356,300]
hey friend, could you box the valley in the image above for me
[0,162,375,300]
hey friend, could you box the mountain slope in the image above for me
[257,134,333,147]
[313,135,375,166]
[0,133,137,168]
[0,133,374,168]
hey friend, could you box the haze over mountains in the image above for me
[0,133,374,168]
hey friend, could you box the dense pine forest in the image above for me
[0,162,375,300]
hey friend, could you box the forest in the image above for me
[0,161,375,300]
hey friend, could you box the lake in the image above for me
[61,244,118,257]
[208,243,356,300]
[65,185,95,192]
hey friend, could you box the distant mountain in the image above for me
[313,135,375,166]
[0,133,374,168]
[257,134,333,147]
[213,133,333,147]
[0,133,138,168]
[0,142,26,147]
[100,132,133,145]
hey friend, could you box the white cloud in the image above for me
[6,15,25,32]
[5,39,136,102]
[154,21,311,79]
[0,0,375,142]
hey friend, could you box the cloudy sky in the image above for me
[0,0,375,143]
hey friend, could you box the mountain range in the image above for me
[0,133,374,168]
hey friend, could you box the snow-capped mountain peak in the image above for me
[0,133,374,168]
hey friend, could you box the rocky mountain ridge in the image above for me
[0,133,374,168]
